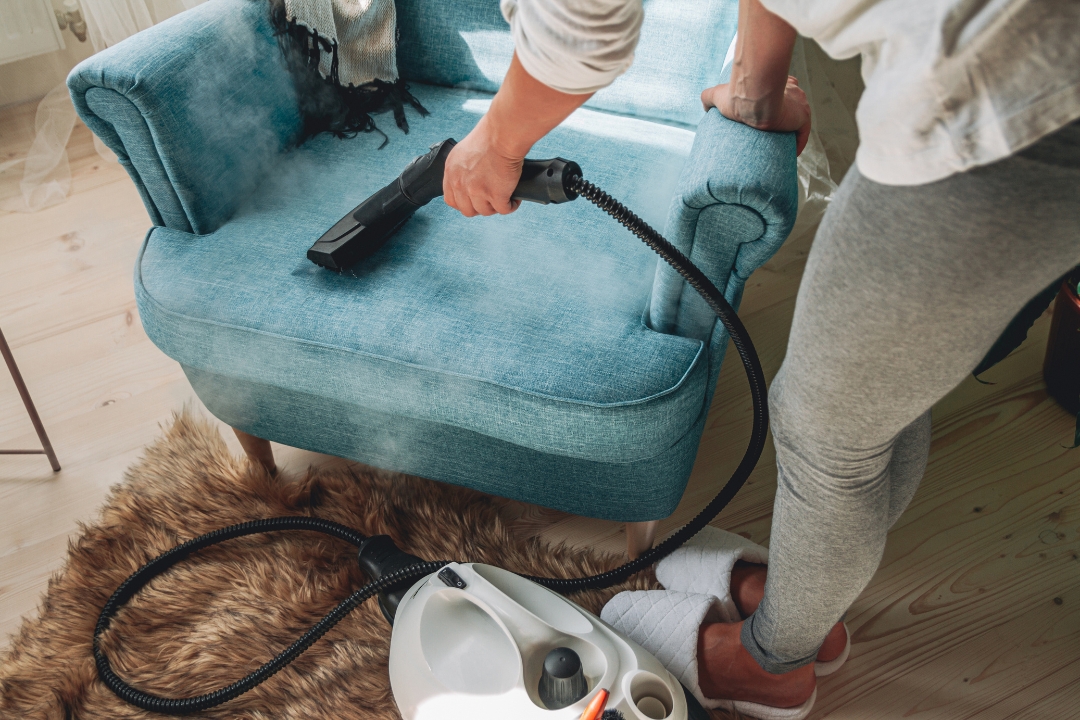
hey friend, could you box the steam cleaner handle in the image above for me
[400,138,581,208]
[514,157,582,205]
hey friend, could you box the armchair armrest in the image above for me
[650,109,798,343]
[67,0,301,234]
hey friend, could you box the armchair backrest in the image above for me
[396,0,738,128]
[68,0,300,235]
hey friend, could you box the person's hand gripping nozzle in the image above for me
[307,139,582,272]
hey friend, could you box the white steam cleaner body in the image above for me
[390,562,687,720]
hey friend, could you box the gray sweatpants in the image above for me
[742,120,1080,674]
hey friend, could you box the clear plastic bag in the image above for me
[788,37,861,238]
[0,83,76,212]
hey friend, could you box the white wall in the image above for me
[0,0,95,108]
[0,0,201,109]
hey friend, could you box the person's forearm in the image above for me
[484,53,593,157]
[727,0,797,129]
[442,54,592,217]
[443,0,640,217]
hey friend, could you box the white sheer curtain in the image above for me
[1,0,205,212]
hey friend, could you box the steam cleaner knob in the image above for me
[538,647,589,710]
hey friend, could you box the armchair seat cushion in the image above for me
[136,83,705,464]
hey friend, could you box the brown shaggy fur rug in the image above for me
[0,413,698,720]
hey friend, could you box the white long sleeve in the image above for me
[500,0,644,94]
[759,0,1080,185]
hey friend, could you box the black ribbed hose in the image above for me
[526,175,769,591]
[93,517,451,714]
[95,175,770,714]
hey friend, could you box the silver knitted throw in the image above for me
[284,0,398,86]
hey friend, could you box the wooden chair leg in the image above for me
[626,520,659,560]
[233,427,277,475]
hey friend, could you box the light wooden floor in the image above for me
[2,103,1078,718]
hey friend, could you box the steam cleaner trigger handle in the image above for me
[398,138,458,206]
[514,157,581,205]
[400,138,580,206]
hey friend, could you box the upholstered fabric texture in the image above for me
[135,84,702,465]
[181,368,708,520]
[68,0,797,521]
[68,0,300,234]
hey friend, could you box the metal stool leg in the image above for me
[0,327,60,472]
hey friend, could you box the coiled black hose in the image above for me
[95,175,770,714]
[523,176,770,591]
[94,517,451,714]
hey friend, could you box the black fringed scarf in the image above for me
[267,0,428,146]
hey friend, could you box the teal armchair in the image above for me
[68,0,797,554]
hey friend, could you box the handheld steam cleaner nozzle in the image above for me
[307,138,582,272]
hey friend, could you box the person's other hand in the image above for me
[701,75,811,155]
[443,116,525,217]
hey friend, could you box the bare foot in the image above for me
[697,620,816,707]
[730,562,847,663]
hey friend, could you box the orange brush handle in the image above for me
[579,688,610,720]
